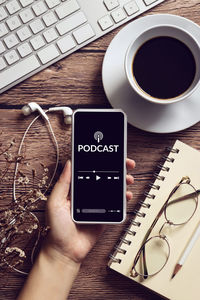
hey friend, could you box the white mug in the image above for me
[125,25,200,105]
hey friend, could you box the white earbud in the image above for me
[22,102,49,121]
[48,107,73,124]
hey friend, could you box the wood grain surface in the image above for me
[1,0,200,299]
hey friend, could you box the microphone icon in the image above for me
[94,131,103,143]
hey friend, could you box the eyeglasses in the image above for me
[130,177,199,279]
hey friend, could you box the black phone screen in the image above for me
[72,110,126,223]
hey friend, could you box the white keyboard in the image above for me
[0,0,165,94]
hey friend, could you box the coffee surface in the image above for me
[133,36,196,99]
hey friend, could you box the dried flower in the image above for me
[5,247,26,258]
[1,237,7,244]
[36,190,47,201]
[24,176,29,185]
[0,133,54,276]
[17,177,24,184]
[4,152,13,162]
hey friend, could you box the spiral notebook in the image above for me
[108,140,200,300]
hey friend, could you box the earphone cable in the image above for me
[45,115,60,194]
[13,109,59,202]
[10,109,60,275]
[13,113,41,202]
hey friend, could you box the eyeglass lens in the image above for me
[165,182,198,225]
[134,236,170,276]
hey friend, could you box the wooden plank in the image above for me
[0,210,163,300]
[1,109,200,206]
[1,0,200,298]
[1,0,200,107]
[1,109,200,299]
[0,52,108,107]
[0,214,161,300]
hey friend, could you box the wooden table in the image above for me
[1,0,200,299]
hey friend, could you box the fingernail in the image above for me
[64,160,71,171]
[131,176,134,184]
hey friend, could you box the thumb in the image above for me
[48,160,71,206]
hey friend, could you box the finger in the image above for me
[48,160,71,206]
[126,174,134,185]
[126,158,136,170]
[126,191,133,201]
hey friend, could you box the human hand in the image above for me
[43,159,135,266]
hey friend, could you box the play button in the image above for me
[96,175,101,181]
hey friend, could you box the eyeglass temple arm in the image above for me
[168,189,200,205]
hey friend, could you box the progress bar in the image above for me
[81,209,106,213]
[78,170,119,173]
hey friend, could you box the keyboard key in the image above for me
[0,55,40,90]
[32,1,47,16]
[0,23,8,38]
[56,11,87,35]
[57,35,76,53]
[30,19,44,34]
[7,15,21,31]
[0,0,6,4]
[42,11,57,27]
[55,0,80,19]
[6,0,21,15]
[0,41,5,54]
[45,0,60,8]
[5,50,19,65]
[43,28,58,43]
[30,35,45,50]
[0,7,7,21]
[4,34,19,49]
[143,0,157,5]
[104,0,119,11]
[19,0,34,7]
[17,42,32,57]
[37,44,59,64]
[124,1,139,15]
[111,8,126,23]
[17,26,31,41]
[0,57,7,71]
[73,24,95,44]
[98,15,114,30]
[19,8,34,23]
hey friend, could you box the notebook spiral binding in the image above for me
[109,146,180,264]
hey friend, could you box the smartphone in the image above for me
[71,109,127,224]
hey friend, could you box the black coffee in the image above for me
[133,36,196,99]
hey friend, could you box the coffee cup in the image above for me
[125,25,200,105]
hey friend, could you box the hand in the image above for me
[43,159,135,265]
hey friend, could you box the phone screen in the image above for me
[72,110,126,223]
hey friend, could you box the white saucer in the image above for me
[102,14,200,133]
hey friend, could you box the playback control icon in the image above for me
[78,175,101,181]
[78,176,90,180]
[78,174,119,181]
[107,176,119,180]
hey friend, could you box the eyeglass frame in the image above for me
[130,176,199,279]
